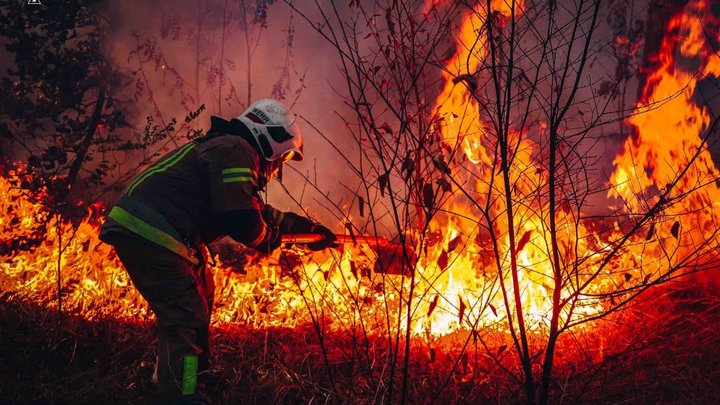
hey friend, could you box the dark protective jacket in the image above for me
[100,119,279,264]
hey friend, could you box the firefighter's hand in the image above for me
[276,211,337,250]
[307,223,338,251]
[255,227,281,254]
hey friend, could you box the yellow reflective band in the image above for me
[107,206,199,266]
[128,142,196,195]
[222,167,255,184]
[222,176,253,183]
[221,167,253,175]
[181,354,198,395]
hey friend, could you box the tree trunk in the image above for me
[61,90,105,201]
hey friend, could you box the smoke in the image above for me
[97,0,361,228]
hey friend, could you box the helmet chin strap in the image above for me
[260,167,276,212]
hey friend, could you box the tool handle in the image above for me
[281,233,393,247]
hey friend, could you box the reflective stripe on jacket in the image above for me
[100,133,266,260]
[106,197,200,266]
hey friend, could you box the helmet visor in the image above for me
[279,150,296,163]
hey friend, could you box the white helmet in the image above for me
[236,99,304,162]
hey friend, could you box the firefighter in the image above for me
[99,99,336,404]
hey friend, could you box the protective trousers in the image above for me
[110,232,214,404]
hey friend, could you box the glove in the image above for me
[306,223,338,251]
[279,212,338,251]
[255,207,282,254]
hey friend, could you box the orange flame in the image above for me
[609,0,720,277]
